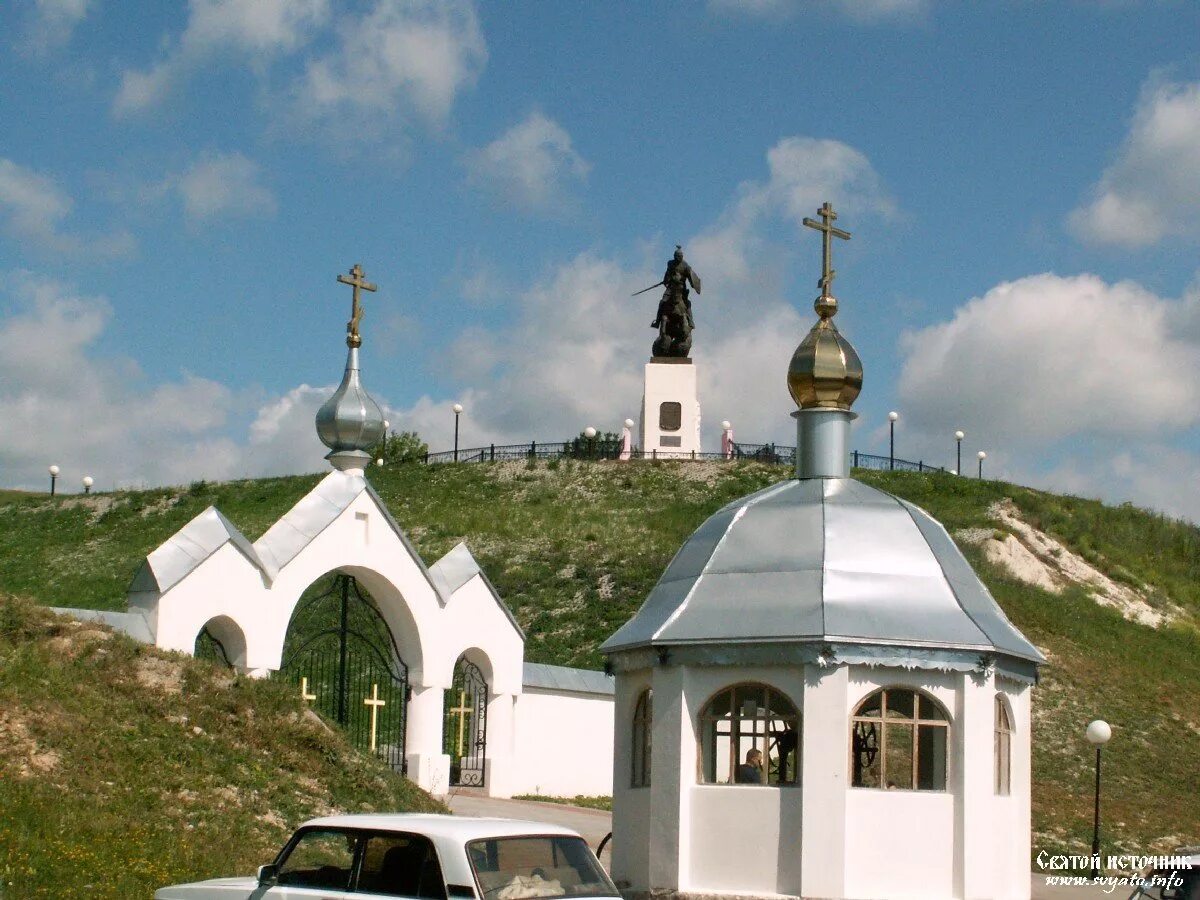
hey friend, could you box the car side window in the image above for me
[357,832,447,899]
[275,829,358,890]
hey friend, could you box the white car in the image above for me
[154,814,620,900]
[1127,848,1199,900]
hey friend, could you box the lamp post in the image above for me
[977,450,987,479]
[888,411,899,470]
[82,475,94,495]
[452,404,463,462]
[48,464,59,496]
[955,430,964,475]
[584,426,597,460]
[378,419,390,466]
[1085,719,1112,880]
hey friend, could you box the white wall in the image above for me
[509,688,615,798]
[612,659,1035,900]
[611,669,652,892]
[689,786,802,895]
[845,790,956,899]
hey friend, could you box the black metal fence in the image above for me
[413,440,944,473]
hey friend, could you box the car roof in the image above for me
[299,814,583,843]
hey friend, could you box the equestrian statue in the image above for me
[632,245,702,359]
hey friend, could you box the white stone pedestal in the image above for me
[640,359,701,458]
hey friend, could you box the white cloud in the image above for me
[0,158,135,259]
[176,152,277,222]
[294,0,486,133]
[113,0,330,116]
[1069,78,1200,246]
[1027,444,1200,524]
[0,273,244,489]
[691,136,895,289]
[896,272,1200,448]
[710,0,928,22]
[464,112,590,213]
[21,0,92,54]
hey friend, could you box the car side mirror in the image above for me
[257,864,278,885]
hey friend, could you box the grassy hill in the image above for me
[0,596,445,899]
[1,459,1198,871]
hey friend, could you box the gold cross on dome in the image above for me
[336,263,377,348]
[364,683,386,752]
[449,690,474,757]
[300,677,317,703]
[802,202,852,298]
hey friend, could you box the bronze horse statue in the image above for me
[634,246,702,359]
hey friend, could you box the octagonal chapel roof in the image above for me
[601,477,1044,666]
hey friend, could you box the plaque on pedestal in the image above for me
[640,358,701,458]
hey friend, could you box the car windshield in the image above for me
[467,836,618,900]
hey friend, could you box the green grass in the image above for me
[512,795,613,811]
[0,596,445,899]
[1,461,1199,863]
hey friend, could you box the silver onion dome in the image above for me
[316,346,386,470]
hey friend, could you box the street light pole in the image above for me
[955,430,964,475]
[49,464,59,496]
[1085,720,1112,880]
[584,426,597,460]
[82,476,93,495]
[452,404,463,462]
[888,411,898,470]
[977,450,987,479]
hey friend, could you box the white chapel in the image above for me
[601,203,1044,900]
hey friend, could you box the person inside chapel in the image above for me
[735,748,763,784]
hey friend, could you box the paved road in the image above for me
[446,793,1121,899]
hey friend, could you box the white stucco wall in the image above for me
[611,660,1034,900]
[509,688,615,798]
[844,790,955,899]
[689,786,803,895]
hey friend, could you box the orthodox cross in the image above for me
[802,202,851,298]
[336,263,377,348]
[449,690,474,757]
[300,677,317,704]
[364,683,386,752]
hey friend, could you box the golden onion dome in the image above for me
[787,295,863,410]
[788,201,863,410]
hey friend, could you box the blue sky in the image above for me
[3,0,1200,519]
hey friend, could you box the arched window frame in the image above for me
[850,687,950,792]
[994,694,1013,796]
[631,688,652,788]
[697,682,800,787]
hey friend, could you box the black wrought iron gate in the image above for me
[279,573,409,772]
[444,657,488,787]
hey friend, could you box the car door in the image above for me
[261,827,362,899]
[353,832,449,900]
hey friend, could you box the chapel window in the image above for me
[699,684,799,786]
[995,695,1013,796]
[850,688,949,791]
[631,689,652,788]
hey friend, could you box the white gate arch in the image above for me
[124,469,525,794]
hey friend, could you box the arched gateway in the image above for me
[99,263,616,799]
[279,572,411,770]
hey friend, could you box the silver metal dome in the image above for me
[315,346,385,469]
[601,477,1044,668]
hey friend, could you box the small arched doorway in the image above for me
[444,655,488,787]
[194,615,247,669]
[279,571,410,772]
